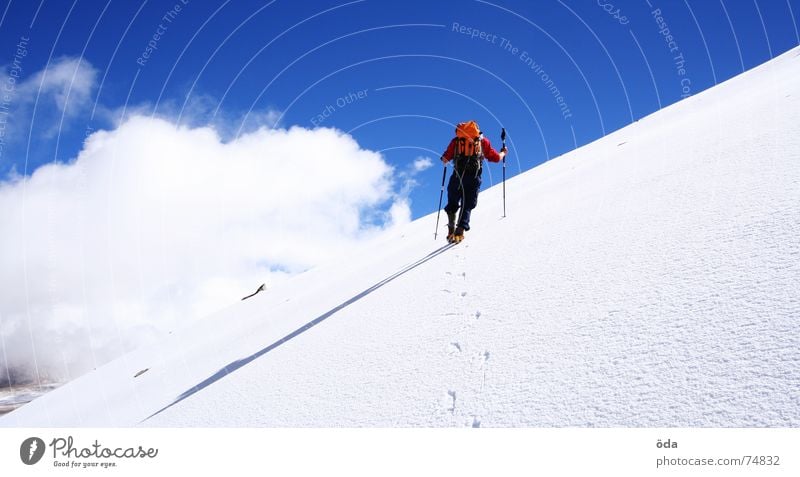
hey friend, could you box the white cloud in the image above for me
[103,93,283,142]
[0,116,407,386]
[0,56,98,154]
[18,56,97,116]
[412,156,434,172]
[391,156,436,209]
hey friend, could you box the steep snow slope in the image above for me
[3,47,799,427]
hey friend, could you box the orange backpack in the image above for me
[454,121,482,159]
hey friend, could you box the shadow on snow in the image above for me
[143,242,456,423]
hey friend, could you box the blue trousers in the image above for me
[444,170,482,230]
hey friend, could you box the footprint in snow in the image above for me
[450,342,462,353]
[472,351,490,367]
[460,291,467,297]
[447,390,457,413]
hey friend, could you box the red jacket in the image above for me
[442,137,502,163]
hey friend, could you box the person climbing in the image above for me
[441,120,506,243]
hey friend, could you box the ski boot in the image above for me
[446,211,456,243]
[451,226,465,244]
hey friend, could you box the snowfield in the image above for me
[2,46,799,428]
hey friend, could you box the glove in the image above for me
[441,155,449,164]
[500,146,508,154]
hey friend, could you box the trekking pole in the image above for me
[501,127,507,218]
[434,163,447,240]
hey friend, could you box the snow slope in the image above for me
[3,47,799,428]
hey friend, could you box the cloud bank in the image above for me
[0,115,410,386]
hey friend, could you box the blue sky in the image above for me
[1,0,799,217]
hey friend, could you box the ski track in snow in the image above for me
[2,47,800,427]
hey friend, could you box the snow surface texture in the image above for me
[3,47,799,428]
